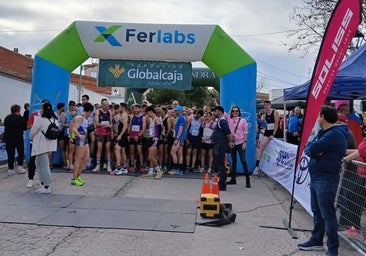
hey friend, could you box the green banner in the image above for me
[98,59,192,90]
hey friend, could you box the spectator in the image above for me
[26,99,48,188]
[341,130,366,239]
[30,102,59,194]
[4,104,27,176]
[23,103,30,124]
[337,103,363,146]
[297,105,348,256]
[225,106,251,188]
[286,106,303,145]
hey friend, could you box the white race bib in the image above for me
[131,125,140,132]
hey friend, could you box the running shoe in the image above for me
[76,176,85,185]
[113,168,123,175]
[92,164,100,174]
[35,187,51,194]
[121,167,128,174]
[128,166,135,172]
[341,226,365,241]
[154,171,164,180]
[107,165,113,173]
[71,178,84,186]
[17,166,26,174]
[26,179,33,188]
[7,169,16,176]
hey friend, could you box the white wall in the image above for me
[0,75,110,121]
[0,75,31,121]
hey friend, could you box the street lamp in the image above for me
[78,63,97,103]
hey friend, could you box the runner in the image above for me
[69,102,94,186]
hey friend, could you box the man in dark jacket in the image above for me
[212,105,234,191]
[297,105,348,256]
[4,104,27,176]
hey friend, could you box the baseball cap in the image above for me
[174,105,183,111]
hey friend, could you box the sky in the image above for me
[0,0,317,95]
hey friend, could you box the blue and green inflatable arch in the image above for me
[31,21,257,171]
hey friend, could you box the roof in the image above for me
[0,45,112,96]
[284,42,366,100]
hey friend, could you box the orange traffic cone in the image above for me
[211,175,220,196]
[201,172,211,194]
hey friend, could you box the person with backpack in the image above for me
[30,102,59,194]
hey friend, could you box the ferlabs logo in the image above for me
[94,25,122,46]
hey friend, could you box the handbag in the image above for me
[232,118,241,143]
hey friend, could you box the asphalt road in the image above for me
[0,167,362,256]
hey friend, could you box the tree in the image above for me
[285,0,366,55]
[146,84,213,107]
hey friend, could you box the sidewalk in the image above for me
[0,167,361,256]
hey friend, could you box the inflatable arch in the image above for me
[31,21,257,172]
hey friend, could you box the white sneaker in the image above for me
[121,167,128,174]
[253,166,259,176]
[207,168,212,174]
[113,168,123,175]
[86,159,92,169]
[7,169,16,176]
[35,187,51,194]
[17,165,26,174]
[26,179,33,188]
[92,164,100,173]
[107,165,112,173]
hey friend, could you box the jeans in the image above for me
[35,152,52,186]
[309,174,339,254]
[230,143,249,177]
[6,142,24,169]
[213,143,228,186]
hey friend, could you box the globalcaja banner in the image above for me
[98,59,192,90]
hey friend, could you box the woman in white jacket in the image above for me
[30,102,58,193]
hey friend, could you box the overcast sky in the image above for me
[0,0,317,94]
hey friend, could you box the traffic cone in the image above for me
[211,175,220,196]
[201,172,211,194]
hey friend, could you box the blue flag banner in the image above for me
[98,59,192,90]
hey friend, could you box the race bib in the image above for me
[101,121,109,125]
[131,125,140,132]
[191,130,199,136]
[267,123,275,130]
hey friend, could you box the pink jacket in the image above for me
[224,113,248,144]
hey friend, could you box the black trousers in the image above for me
[28,144,36,180]
[6,142,24,170]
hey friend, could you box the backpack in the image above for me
[42,118,59,140]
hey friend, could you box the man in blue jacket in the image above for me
[297,105,348,256]
[212,105,234,191]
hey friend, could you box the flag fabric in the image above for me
[296,0,362,164]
